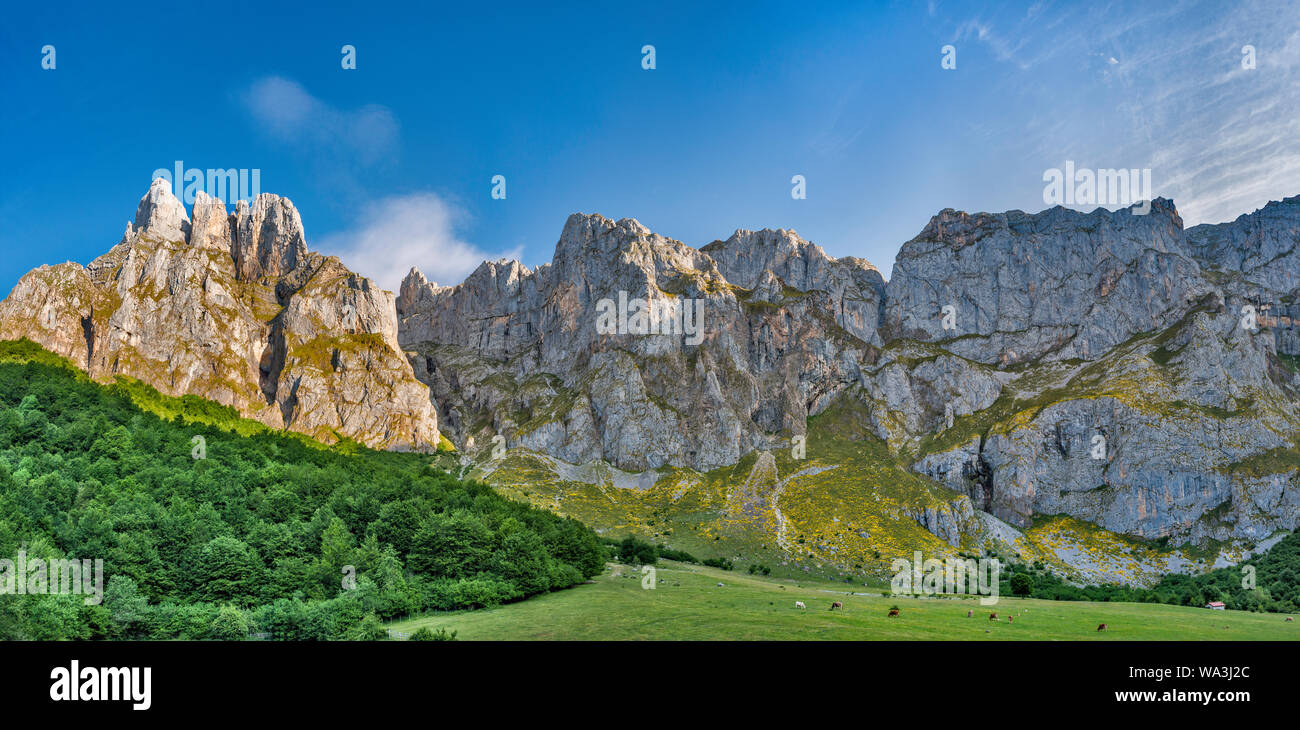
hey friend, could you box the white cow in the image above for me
[795,601,806,609]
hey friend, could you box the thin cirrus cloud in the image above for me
[317,193,523,293]
[242,76,399,165]
[939,0,1300,226]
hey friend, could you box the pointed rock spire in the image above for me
[396,266,431,319]
[134,177,191,242]
[190,190,232,252]
[231,193,308,280]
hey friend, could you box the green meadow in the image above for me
[387,560,1298,641]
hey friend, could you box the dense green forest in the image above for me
[1,336,1294,640]
[0,340,604,640]
[995,533,1300,613]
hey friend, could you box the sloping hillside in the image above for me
[0,339,600,640]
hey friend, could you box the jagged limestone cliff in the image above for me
[6,178,1296,581]
[0,179,438,450]
[398,198,1300,565]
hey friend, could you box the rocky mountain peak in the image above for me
[705,226,881,288]
[405,265,429,288]
[906,198,1183,256]
[1187,194,1300,295]
[0,182,439,452]
[560,211,650,238]
[396,266,434,318]
[553,213,656,264]
[885,195,1207,364]
[397,211,894,471]
[700,225,886,343]
[189,190,231,251]
[232,193,308,281]
[134,177,191,242]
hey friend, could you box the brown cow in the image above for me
[1097,623,1107,632]
[888,609,899,618]
[1008,615,1014,623]
[988,612,998,621]
[829,601,844,611]
[1286,617,1294,622]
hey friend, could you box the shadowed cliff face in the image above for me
[397,213,885,472]
[398,198,1300,548]
[0,179,439,451]
[899,199,1300,544]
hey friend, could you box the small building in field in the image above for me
[1206,601,1226,610]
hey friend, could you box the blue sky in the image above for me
[2,0,1299,292]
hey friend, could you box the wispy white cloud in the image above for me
[953,17,1029,69]
[316,193,521,292]
[952,0,1300,226]
[243,77,399,166]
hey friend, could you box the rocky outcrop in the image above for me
[399,196,1300,550]
[883,200,1214,365]
[398,214,877,471]
[702,228,886,344]
[902,200,1300,543]
[231,193,309,281]
[1186,194,1300,297]
[0,179,438,450]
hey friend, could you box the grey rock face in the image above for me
[703,228,886,344]
[400,194,1300,550]
[399,213,879,471]
[0,182,438,451]
[883,200,1213,365]
[909,252,1300,542]
[232,193,309,280]
[907,496,978,548]
[1187,195,1300,296]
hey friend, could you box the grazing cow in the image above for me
[795,601,806,609]
[717,582,724,587]
[829,601,844,611]
[888,609,900,618]
[1286,617,1294,622]
[988,612,998,621]
[967,609,973,618]
[1097,623,1107,632]
[1008,616,1013,623]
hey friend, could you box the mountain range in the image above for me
[5,180,1299,584]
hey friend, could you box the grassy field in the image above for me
[387,560,1298,640]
